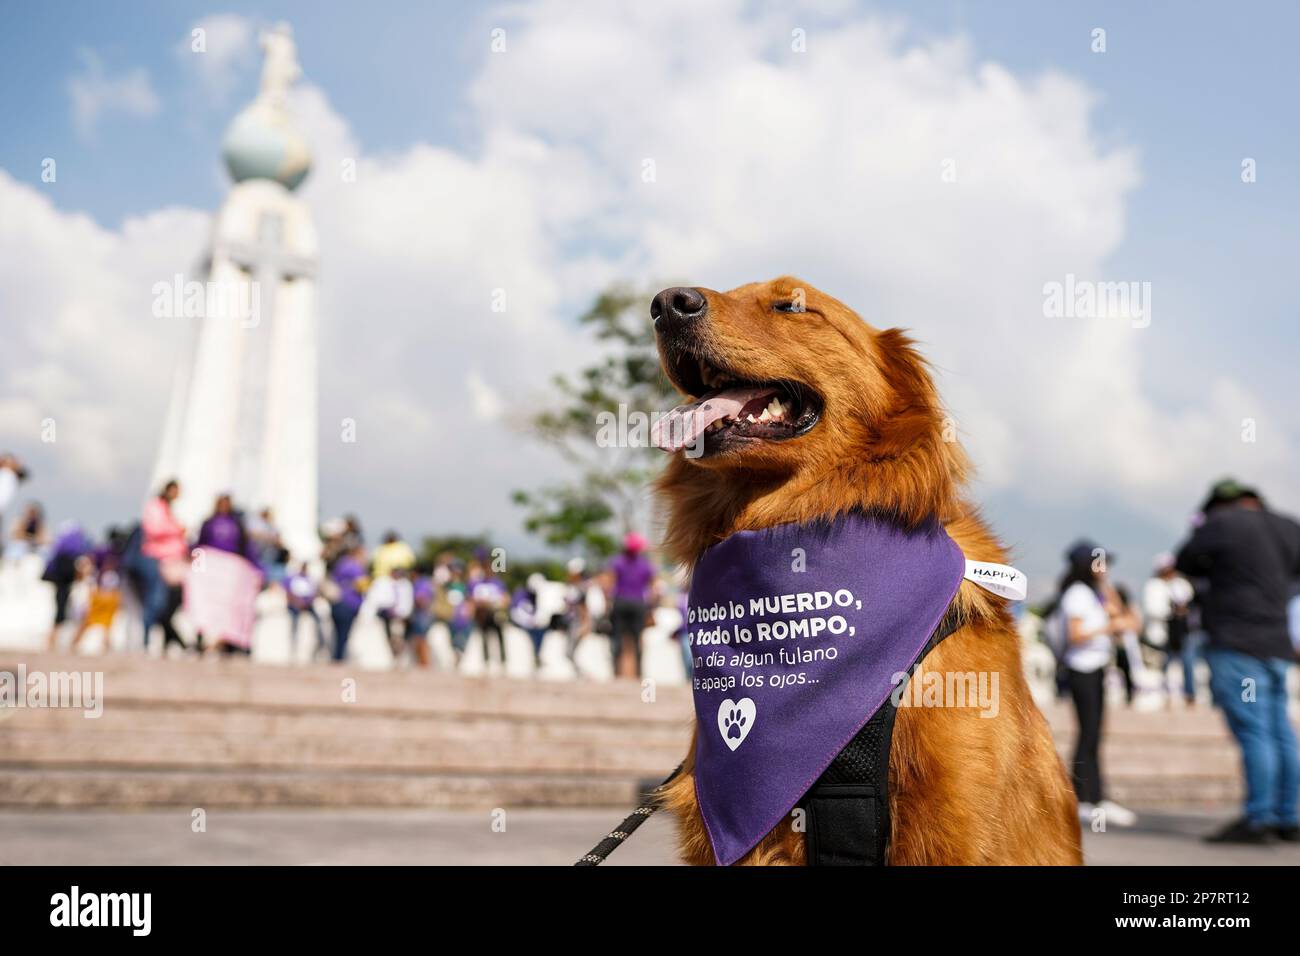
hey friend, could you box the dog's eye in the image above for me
[772,301,802,314]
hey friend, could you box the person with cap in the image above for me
[1142,552,1196,705]
[1175,478,1300,845]
[1048,539,1140,827]
[606,531,656,679]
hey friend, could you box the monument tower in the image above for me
[153,23,319,559]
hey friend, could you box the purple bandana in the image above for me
[687,512,964,866]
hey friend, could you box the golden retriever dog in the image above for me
[650,277,1082,865]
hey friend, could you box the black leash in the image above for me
[574,763,683,866]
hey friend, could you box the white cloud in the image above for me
[174,13,258,104]
[66,50,161,139]
[11,1,1297,557]
[466,0,1296,529]
[466,369,504,422]
[0,169,207,490]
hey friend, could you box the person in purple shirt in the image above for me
[468,560,508,669]
[607,532,657,678]
[327,545,367,662]
[196,494,259,563]
[405,573,435,668]
[43,521,89,649]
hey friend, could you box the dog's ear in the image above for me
[861,328,969,524]
[871,329,942,451]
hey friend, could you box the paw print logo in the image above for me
[716,697,756,751]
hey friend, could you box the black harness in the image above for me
[799,604,965,865]
[576,604,965,867]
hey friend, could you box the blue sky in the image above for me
[2,0,1298,594]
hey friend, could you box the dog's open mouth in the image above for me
[652,353,822,456]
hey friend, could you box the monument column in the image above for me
[152,23,320,560]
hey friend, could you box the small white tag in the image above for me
[963,559,1027,601]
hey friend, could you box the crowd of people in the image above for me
[4,453,1298,845]
[1042,477,1300,846]
[0,456,682,678]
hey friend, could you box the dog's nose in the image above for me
[651,287,707,331]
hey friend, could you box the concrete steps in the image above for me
[0,768,647,809]
[0,653,1245,810]
[1039,699,1243,810]
[0,652,692,809]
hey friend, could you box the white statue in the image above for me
[258,23,301,108]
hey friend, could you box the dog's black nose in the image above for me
[651,287,707,331]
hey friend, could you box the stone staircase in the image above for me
[0,652,1242,810]
[1041,699,1242,809]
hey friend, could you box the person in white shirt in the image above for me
[1051,539,1140,828]
[0,454,28,553]
[1142,553,1195,702]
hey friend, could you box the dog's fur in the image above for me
[654,277,1082,865]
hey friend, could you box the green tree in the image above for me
[417,532,568,589]
[513,283,679,559]
[417,533,492,568]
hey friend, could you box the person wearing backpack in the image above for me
[1046,539,1139,828]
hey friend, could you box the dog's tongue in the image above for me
[651,385,775,454]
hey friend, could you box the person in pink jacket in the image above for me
[139,479,187,650]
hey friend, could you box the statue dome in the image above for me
[221,101,312,190]
[220,23,311,191]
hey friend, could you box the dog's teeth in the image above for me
[758,408,771,422]
[746,413,757,423]
[767,399,782,419]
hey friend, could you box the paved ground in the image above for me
[0,807,1296,866]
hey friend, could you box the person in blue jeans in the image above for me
[1206,648,1299,835]
[1176,478,1300,844]
[1180,629,1206,703]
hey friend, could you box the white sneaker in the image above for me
[1100,800,1138,827]
[1077,801,1096,824]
